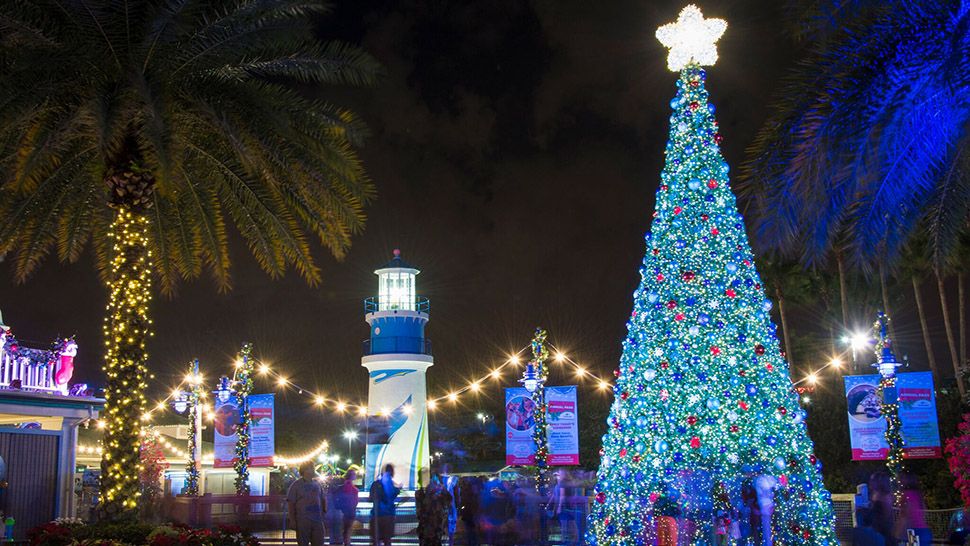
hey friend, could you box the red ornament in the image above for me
[714,133,723,144]
[621,391,629,401]
[666,300,678,309]
[614,369,621,378]
[729,425,739,433]
[682,271,695,281]
[766,364,774,372]
[619,448,627,457]
[809,454,817,464]
[657,273,665,282]
[743,259,751,266]
[700,214,709,222]
[689,80,700,87]
[754,344,766,355]
[673,206,682,215]
[725,289,737,298]
[596,492,606,504]
[674,313,685,321]
[660,184,668,191]
[778,406,788,415]
[739,401,749,411]
[710,227,719,236]
[689,101,700,111]
[710,346,721,356]
[686,416,698,425]
[660,361,669,369]
[707,179,718,189]
[690,436,701,448]
[738,369,746,377]
[632,454,641,463]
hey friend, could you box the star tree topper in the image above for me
[656,4,727,72]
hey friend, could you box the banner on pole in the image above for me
[212,397,239,468]
[844,372,941,461]
[545,386,580,465]
[248,394,275,467]
[212,393,275,468]
[505,386,579,466]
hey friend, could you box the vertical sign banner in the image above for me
[213,397,240,468]
[506,387,536,465]
[505,386,580,466]
[213,394,276,468]
[248,394,275,467]
[898,372,942,458]
[844,372,941,461]
[546,386,580,466]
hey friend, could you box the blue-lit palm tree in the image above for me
[740,0,970,394]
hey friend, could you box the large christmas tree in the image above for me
[587,6,838,545]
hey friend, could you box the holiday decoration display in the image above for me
[185,360,204,496]
[53,337,78,395]
[100,208,152,517]
[872,313,904,505]
[587,5,837,544]
[523,328,551,492]
[233,343,254,495]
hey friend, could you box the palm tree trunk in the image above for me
[912,276,941,385]
[775,284,794,366]
[960,273,966,372]
[879,263,897,341]
[837,252,850,330]
[99,206,153,520]
[937,271,965,397]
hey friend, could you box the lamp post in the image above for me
[872,312,904,506]
[343,430,358,466]
[520,327,551,495]
[173,359,204,495]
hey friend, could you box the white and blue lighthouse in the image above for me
[362,249,432,489]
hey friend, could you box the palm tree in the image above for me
[0,0,379,519]
[739,0,970,269]
[899,239,945,390]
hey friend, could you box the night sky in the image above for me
[0,1,797,441]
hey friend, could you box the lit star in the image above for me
[656,5,727,72]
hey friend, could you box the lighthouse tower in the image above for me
[362,249,432,489]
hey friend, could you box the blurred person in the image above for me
[369,464,400,546]
[852,508,886,546]
[324,468,342,545]
[459,476,483,546]
[481,475,511,545]
[868,472,894,546]
[444,473,459,546]
[335,468,360,546]
[550,470,586,546]
[416,473,452,546]
[946,507,970,545]
[512,477,539,545]
[896,473,931,545]
[288,461,327,546]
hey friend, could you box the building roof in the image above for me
[378,248,417,270]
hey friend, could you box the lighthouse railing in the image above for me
[364,296,430,314]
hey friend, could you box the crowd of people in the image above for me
[851,472,934,546]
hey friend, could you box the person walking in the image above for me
[896,473,932,545]
[335,468,361,546]
[370,464,401,546]
[288,461,327,546]
[416,474,453,546]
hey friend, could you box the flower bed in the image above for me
[28,520,259,546]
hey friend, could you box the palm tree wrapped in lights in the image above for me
[0,0,379,519]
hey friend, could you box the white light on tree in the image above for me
[656,4,727,72]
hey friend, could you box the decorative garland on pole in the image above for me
[184,359,203,496]
[233,343,254,495]
[529,328,550,494]
[873,312,904,506]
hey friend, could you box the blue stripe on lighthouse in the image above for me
[369,369,417,384]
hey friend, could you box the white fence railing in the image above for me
[0,347,61,393]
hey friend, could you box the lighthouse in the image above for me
[362,249,432,489]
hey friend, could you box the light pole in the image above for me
[343,430,358,466]
[872,312,904,506]
[520,327,550,495]
[173,359,204,495]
